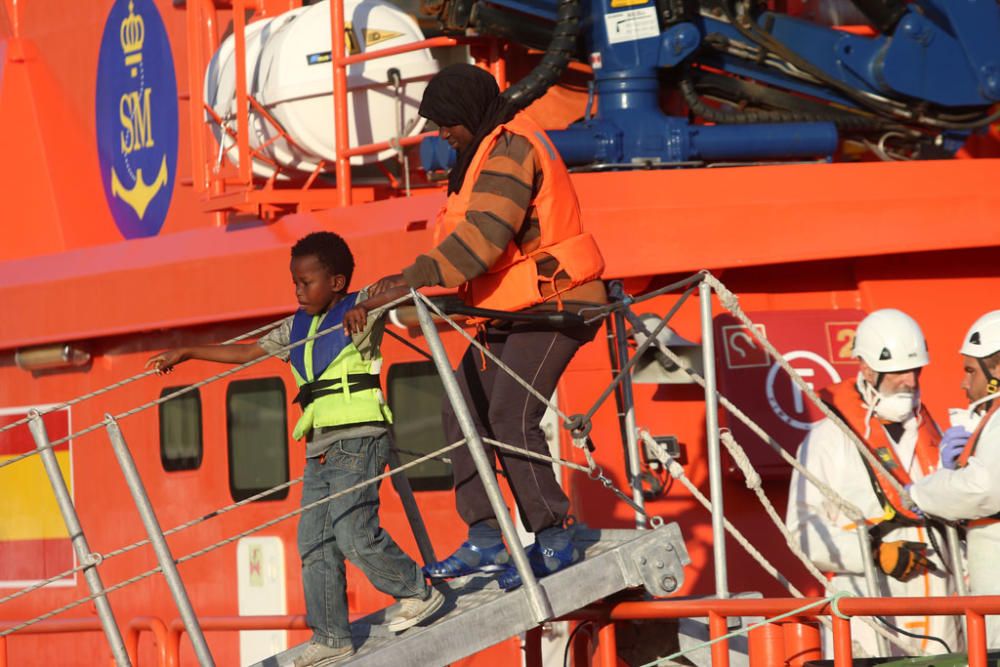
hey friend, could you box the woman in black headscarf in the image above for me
[417,63,520,194]
[347,63,607,591]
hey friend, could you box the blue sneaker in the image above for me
[497,540,580,591]
[423,541,511,579]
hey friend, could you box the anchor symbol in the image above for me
[110,156,168,220]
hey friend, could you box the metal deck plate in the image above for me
[253,525,689,667]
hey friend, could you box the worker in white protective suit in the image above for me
[786,309,962,659]
[910,310,1000,648]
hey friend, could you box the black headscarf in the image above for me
[419,64,520,194]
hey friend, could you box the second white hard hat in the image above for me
[960,310,1000,359]
[852,308,929,373]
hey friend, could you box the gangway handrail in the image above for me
[5,271,972,666]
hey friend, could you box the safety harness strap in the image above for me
[293,374,381,408]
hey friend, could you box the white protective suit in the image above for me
[786,416,963,659]
[911,403,1000,648]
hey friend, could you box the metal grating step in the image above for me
[253,524,689,667]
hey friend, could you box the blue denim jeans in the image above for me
[297,432,427,648]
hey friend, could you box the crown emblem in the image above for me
[120,1,145,75]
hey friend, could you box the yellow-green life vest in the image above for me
[288,293,391,440]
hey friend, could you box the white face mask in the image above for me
[857,375,918,424]
[873,391,918,423]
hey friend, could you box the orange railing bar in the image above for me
[563,595,1000,665]
[708,610,729,667]
[831,614,852,667]
[330,0,352,206]
[126,616,169,667]
[338,35,472,67]
[0,617,118,667]
[190,0,492,210]
[968,612,989,667]
[344,131,435,159]
[329,4,477,205]
[233,0,254,185]
[596,621,618,667]
[166,614,309,667]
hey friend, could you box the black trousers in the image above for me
[442,323,597,533]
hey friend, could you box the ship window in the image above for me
[387,362,453,492]
[159,386,203,472]
[226,378,290,502]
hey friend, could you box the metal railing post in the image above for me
[945,524,969,596]
[411,291,553,623]
[386,447,438,566]
[103,415,215,667]
[854,526,890,656]
[26,411,132,667]
[699,281,729,598]
[608,283,645,529]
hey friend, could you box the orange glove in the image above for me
[875,540,938,582]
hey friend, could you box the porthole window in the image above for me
[387,362,453,492]
[226,378,289,502]
[159,386,203,472]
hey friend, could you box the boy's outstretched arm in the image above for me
[145,343,268,374]
[344,286,412,335]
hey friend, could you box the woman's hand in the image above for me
[370,274,406,297]
[343,304,370,336]
[145,349,188,374]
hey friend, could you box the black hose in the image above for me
[679,66,889,130]
[501,0,581,109]
[720,0,999,130]
[874,615,952,654]
[563,621,594,667]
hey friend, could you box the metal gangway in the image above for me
[3,271,999,667]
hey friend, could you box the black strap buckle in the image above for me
[294,373,381,408]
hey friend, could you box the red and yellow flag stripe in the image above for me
[0,410,74,583]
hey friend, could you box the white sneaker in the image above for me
[292,641,354,666]
[386,586,445,633]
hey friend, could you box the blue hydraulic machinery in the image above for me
[419,0,1000,168]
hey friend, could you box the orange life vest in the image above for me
[956,400,1000,468]
[433,112,605,314]
[821,379,941,524]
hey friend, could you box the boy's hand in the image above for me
[343,304,369,336]
[370,274,406,297]
[145,349,187,374]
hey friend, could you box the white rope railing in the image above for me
[0,318,286,437]
[1,269,937,666]
[701,273,909,500]
[0,437,468,637]
[0,296,412,472]
[0,292,638,635]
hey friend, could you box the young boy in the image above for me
[146,231,442,666]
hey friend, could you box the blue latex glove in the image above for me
[940,426,972,470]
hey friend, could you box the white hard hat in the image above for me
[960,310,1000,358]
[852,309,929,373]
